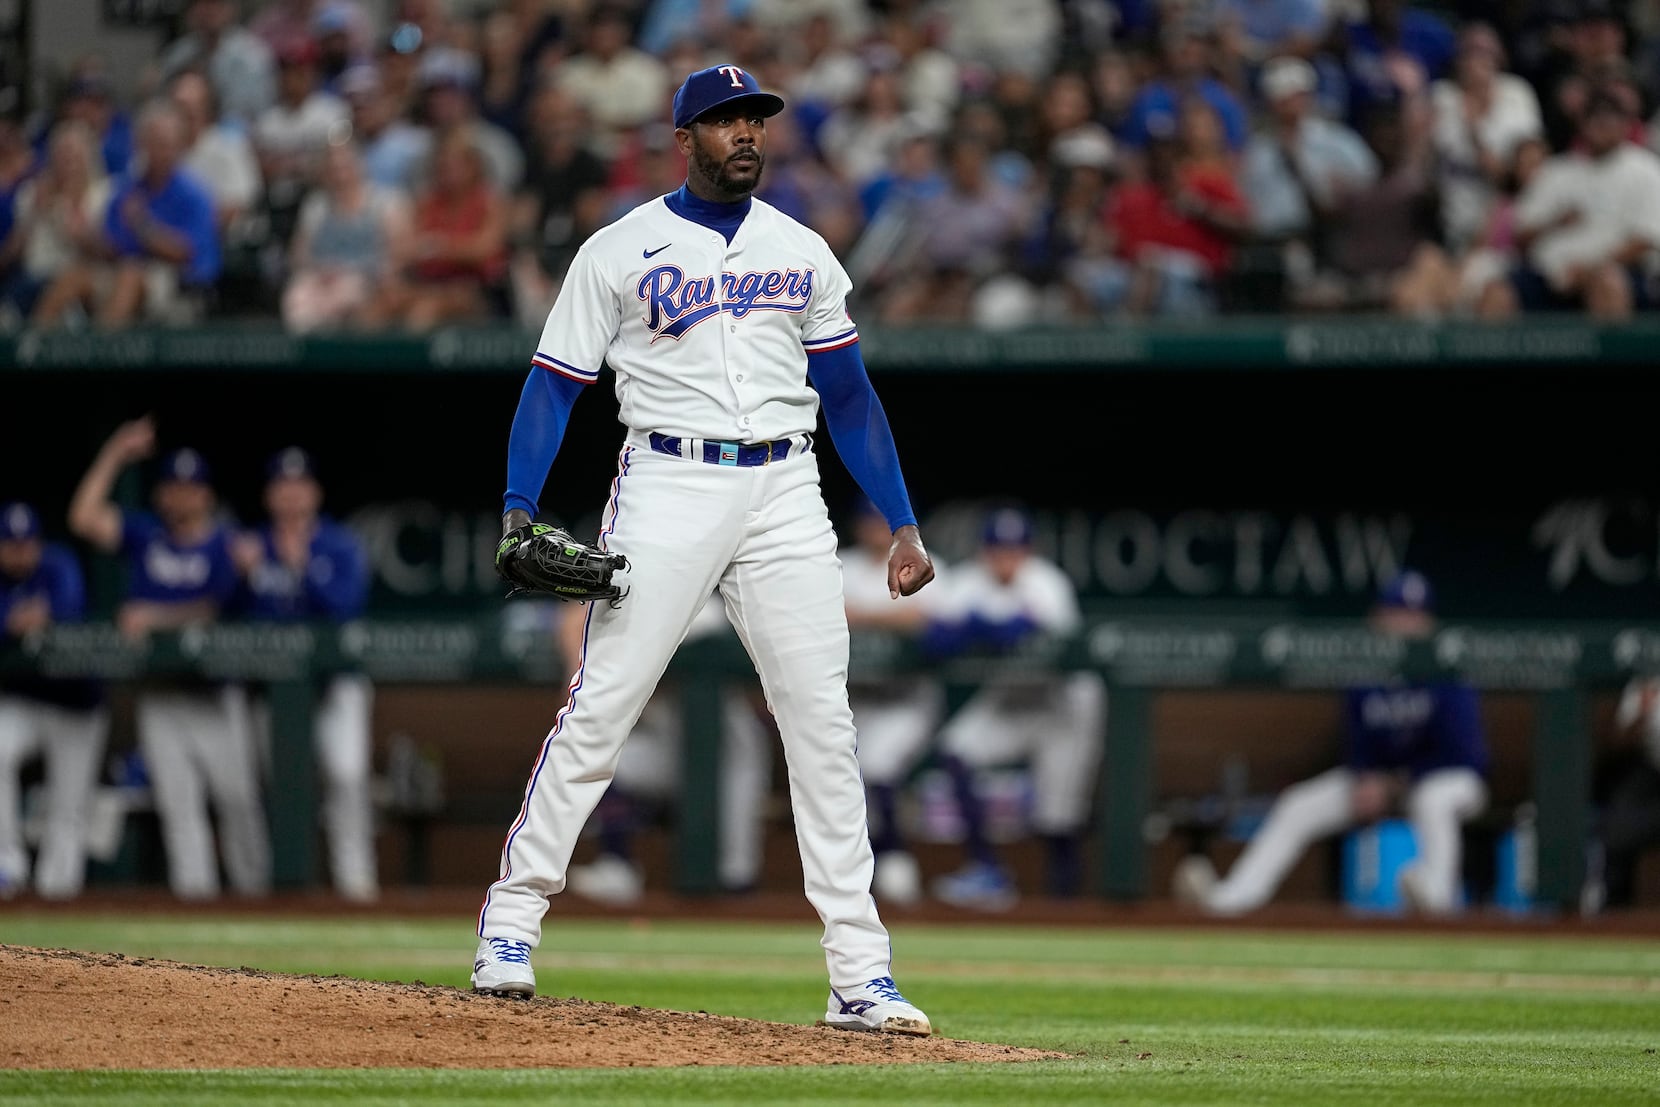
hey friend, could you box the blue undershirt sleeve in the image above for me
[504,368,586,518]
[806,342,917,531]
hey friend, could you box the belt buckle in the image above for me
[759,438,773,466]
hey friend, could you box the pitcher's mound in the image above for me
[1,946,1061,1070]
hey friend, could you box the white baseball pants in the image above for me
[0,695,108,898]
[480,444,894,988]
[849,679,946,787]
[138,686,271,899]
[938,674,1109,833]
[610,687,770,889]
[251,674,379,900]
[1206,766,1489,914]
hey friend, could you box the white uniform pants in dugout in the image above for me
[479,443,894,987]
[0,695,108,897]
[1205,766,1488,914]
[138,686,271,899]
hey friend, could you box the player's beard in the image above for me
[692,141,764,200]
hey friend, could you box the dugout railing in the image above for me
[2,615,1648,910]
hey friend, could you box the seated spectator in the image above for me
[367,131,507,330]
[1292,103,1440,313]
[816,60,916,188]
[282,140,411,332]
[1023,127,1118,318]
[0,123,110,323]
[169,70,262,240]
[476,7,533,142]
[1242,57,1378,253]
[1477,91,1660,321]
[313,4,366,96]
[553,5,671,160]
[1430,23,1542,256]
[0,100,34,263]
[1539,0,1634,153]
[255,38,349,239]
[417,48,523,193]
[32,101,219,328]
[158,0,276,127]
[881,13,961,130]
[50,73,133,179]
[1340,0,1455,128]
[1034,70,1102,173]
[785,12,867,122]
[508,86,609,326]
[1123,22,1249,155]
[1094,104,1249,317]
[252,0,372,62]
[877,136,1031,323]
[1090,48,1139,142]
[1213,0,1329,64]
[341,64,431,192]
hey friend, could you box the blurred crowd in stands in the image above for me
[6,0,1660,331]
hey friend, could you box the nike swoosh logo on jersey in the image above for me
[643,243,672,258]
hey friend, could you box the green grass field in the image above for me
[2,911,1657,1105]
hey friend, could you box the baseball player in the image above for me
[563,592,772,905]
[1174,571,1490,916]
[841,496,952,907]
[0,503,108,900]
[69,418,270,900]
[472,64,936,1036]
[927,506,1107,910]
[233,447,378,902]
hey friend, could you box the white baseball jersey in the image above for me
[934,556,1082,635]
[530,197,859,442]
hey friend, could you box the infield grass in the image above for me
[2,912,1656,1105]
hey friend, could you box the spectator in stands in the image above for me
[1477,90,1660,321]
[927,506,1107,910]
[256,39,349,243]
[1123,21,1249,154]
[0,98,35,268]
[32,101,219,328]
[1090,48,1139,143]
[1025,126,1118,318]
[553,5,671,159]
[508,86,608,325]
[312,4,366,97]
[1034,70,1104,173]
[1294,101,1441,313]
[0,503,107,902]
[1540,0,1635,153]
[232,448,377,902]
[417,48,523,193]
[376,22,428,119]
[817,60,916,188]
[342,65,430,192]
[1241,56,1378,280]
[69,419,269,901]
[941,0,1063,80]
[1174,571,1490,916]
[1582,674,1660,914]
[282,140,411,333]
[158,0,276,126]
[1213,0,1330,64]
[169,71,262,240]
[477,7,534,142]
[841,498,953,908]
[1430,23,1543,257]
[252,0,372,62]
[1340,0,1456,127]
[878,136,1030,323]
[0,123,110,324]
[52,74,133,179]
[785,12,867,124]
[368,130,507,331]
[880,14,961,130]
[1098,106,1249,317]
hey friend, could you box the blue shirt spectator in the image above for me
[1343,2,1456,123]
[104,166,221,287]
[1124,26,1251,152]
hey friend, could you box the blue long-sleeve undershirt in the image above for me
[807,341,916,531]
[504,368,586,517]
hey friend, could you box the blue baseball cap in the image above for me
[1376,570,1434,614]
[982,507,1034,548]
[158,448,212,486]
[0,501,40,541]
[266,446,318,482]
[672,64,784,130]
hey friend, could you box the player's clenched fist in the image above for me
[887,525,934,599]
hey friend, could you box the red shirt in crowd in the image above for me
[412,183,507,285]
[1106,163,1247,277]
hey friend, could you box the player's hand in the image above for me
[887,524,934,599]
[4,596,50,637]
[231,532,265,576]
[104,416,157,464]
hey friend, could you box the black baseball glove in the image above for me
[495,521,630,606]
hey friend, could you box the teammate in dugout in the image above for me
[0,503,108,900]
[232,447,378,902]
[69,419,271,900]
[924,506,1107,910]
[1174,570,1490,916]
[472,64,938,1036]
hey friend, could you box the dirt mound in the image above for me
[0,946,1060,1070]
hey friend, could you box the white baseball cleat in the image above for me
[821,976,932,1037]
[567,855,645,906]
[472,937,536,998]
[1171,854,1219,909]
[873,851,923,906]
